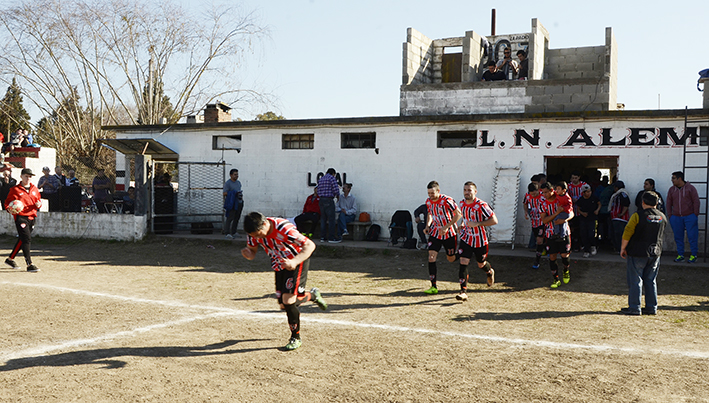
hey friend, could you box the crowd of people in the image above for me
[481,47,528,81]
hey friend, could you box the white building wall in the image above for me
[114,115,701,249]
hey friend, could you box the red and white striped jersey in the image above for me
[568,181,588,203]
[426,194,458,240]
[459,198,495,247]
[539,196,566,238]
[523,192,544,228]
[247,217,309,271]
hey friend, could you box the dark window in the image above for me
[212,135,241,150]
[282,133,314,149]
[437,130,477,148]
[700,127,709,147]
[341,132,376,149]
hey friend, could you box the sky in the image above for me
[182,0,707,120]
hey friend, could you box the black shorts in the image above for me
[533,225,546,238]
[546,235,571,255]
[274,259,309,296]
[428,235,457,256]
[457,241,488,263]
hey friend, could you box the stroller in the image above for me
[388,210,413,246]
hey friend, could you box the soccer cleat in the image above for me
[532,263,539,269]
[688,255,698,264]
[590,246,597,256]
[5,258,18,269]
[424,286,438,295]
[541,250,547,256]
[310,287,328,311]
[620,307,641,316]
[455,292,468,301]
[486,268,495,287]
[284,337,302,351]
[562,270,570,284]
[27,264,40,273]
[674,255,685,263]
[550,279,561,289]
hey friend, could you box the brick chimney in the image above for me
[204,102,232,123]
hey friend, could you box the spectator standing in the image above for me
[65,169,80,187]
[456,182,497,302]
[619,191,667,316]
[496,47,519,80]
[336,183,357,238]
[634,178,665,214]
[294,186,320,238]
[92,169,113,213]
[423,181,462,295]
[0,169,17,209]
[598,176,614,246]
[666,171,700,263]
[38,166,61,211]
[241,212,328,351]
[53,166,66,189]
[609,181,631,252]
[4,168,42,272]
[223,168,244,239]
[516,50,529,80]
[575,184,601,257]
[317,168,340,243]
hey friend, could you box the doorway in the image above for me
[545,156,618,186]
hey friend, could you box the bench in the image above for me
[346,221,372,241]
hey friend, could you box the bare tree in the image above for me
[0,0,268,169]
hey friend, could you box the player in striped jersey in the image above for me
[539,183,574,289]
[423,181,462,295]
[242,212,328,351]
[523,182,545,269]
[456,182,498,302]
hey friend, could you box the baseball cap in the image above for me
[21,168,35,176]
[580,184,591,192]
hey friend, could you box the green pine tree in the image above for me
[0,77,31,140]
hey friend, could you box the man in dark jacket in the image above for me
[619,191,667,316]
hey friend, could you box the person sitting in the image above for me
[123,186,135,214]
[336,183,357,238]
[294,186,320,238]
[481,61,505,81]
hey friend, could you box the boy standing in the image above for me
[241,212,328,351]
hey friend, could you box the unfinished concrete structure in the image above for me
[401,19,618,115]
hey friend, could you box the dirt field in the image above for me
[1,235,708,402]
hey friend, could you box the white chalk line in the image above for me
[2,281,709,362]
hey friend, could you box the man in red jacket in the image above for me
[294,186,320,238]
[667,171,700,263]
[5,168,42,272]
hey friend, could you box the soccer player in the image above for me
[456,182,498,301]
[423,181,462,295]
[539,182,574,289]
[4,168,42,272]
[523,182,545,269]
[241,211,328,351]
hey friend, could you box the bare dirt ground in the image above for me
[1,235,708,402]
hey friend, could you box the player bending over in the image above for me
[241,211,328,351]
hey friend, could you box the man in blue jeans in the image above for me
[619,191,667,315]
[317,168,340,243]
[666,171,700,263]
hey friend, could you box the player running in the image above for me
[4,168,42,272]
[241,212,328,351]
[423,181,462,295]
[456,182,498,301]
